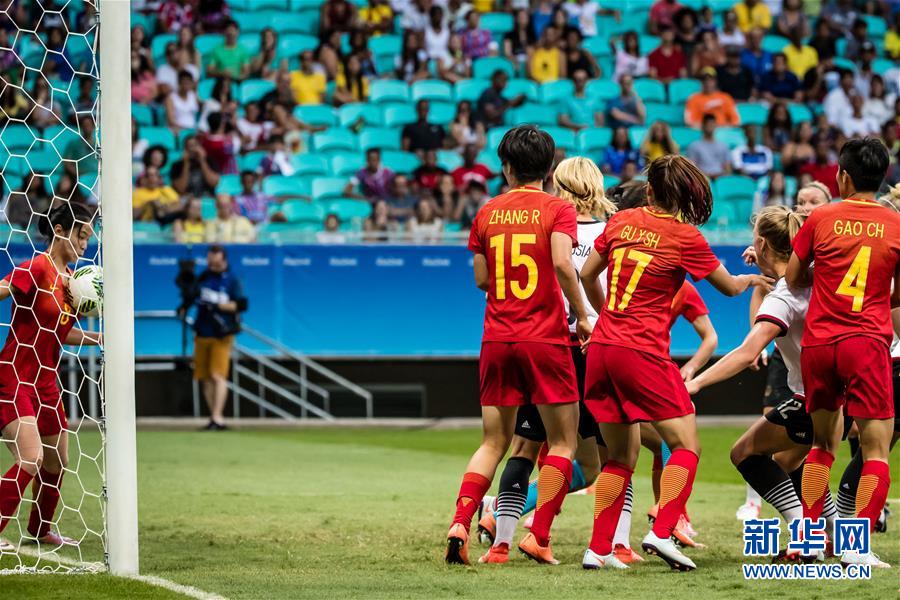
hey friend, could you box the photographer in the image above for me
[179,245,248,431]
[171,135,220,197]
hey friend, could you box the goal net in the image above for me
[0,0,134,574]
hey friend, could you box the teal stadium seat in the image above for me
[476,150,501,174]
[714,175,757,204]
[277,34,319,60]
[541,126,576,151]
[503,78,540,102]
[151,33,176,65]
[628,126,649,149]
[582,35,611,58]
[132,103,155,126]
[862,14,887,37]
[603,174,621,188]
[240,79,275,104]
[264,175,313,196]
[708,198,736,229]
[714,127,745,150]
[787,103,812,123]
[644,103,684,126]
[240,150,268,172]
[872,58,893,76]
[141,127,177,151]
[370,80,410,104]
[233,11,283,33]
[200,197,218,220]
[290,0,325,9]
[507,103,558,127]
[291,153,329,176]
[338,103,383,127]
[633,79,666,103]
[216,173,242,195]
[427,102,457,126]
[761,35,788,54]
[282,199,326,223]
[585,79,619,103]
[577,127,613,155]
[437,150,463,171]
[0,123,36,150]
[737,103,768,126]
[237,32,262,55]
[294,104,338,127]
[330,152,365,176]
[472,57,515,80]
[325,198,373,220]
[481,13,514,37]
[368,34,402,58]
[454,79,491,103]
[195,34,224,57]
[638,35,661,54]
[359,127,401,151]
[198,78,239,102]
[411,79,453,102]
[233,0,288,9]
[312,177,349,201]
[382,103,417,127]
[540,80,575,103]
[671,126,702,149]
[668,78,701,105]
[381,150,421,174]
[312,129,358,152]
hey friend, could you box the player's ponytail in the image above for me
[753,205,805,262]
[39,201,97,240]
[646,155,712,226]
[553,156,617,219]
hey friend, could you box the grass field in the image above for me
[0,426,897,599]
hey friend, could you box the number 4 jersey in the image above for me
[468,186,578,345]
[590,207,721,358]
[791,199,900,348]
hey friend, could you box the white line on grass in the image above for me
[128,574,227,600]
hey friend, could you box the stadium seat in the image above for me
[277,33,319,60]
[291,153,329,175]
[264,175,313,196]
[638,34,661,53]
[370,80,410,104]
[132,103,155,127]
[411,79,453,103]
[481,12,514,36]
[577,127,613,154]
[338,103,383,127]
[668,78,701,105]
[294,104,339,127]
[503,78,540,102]
[0,123,35,150]
[195,34,224,57]
[862,14,888,37]
[737,103,768,126]
[714,127,746,150]
[282,199,326,223]
[786,102,812,123]
[708,198,736,228]
[541,126,576,151]
[540,79,575,104]
[368,34,402,57]
[312,129,358,152]
[437,150,463,171]
[832,57,856,72]
[713,175,756,204]
[427,102,457,126]
[233,11,283,33]
[454,79,491,103]
[644,103,684,126]
[216,173,242,195]
[240,79,275,104]
[240,150,268,172]
[382,103,417,127]
[582,35,612,58]
[234,0,288,9]
[671,126,702,149]
[381,150,421,174]
[330,152,365,176]
[198,78,239,102]
[872,58,893,76]
[200,197,218,220]
[312,177,349,201]
[150,33,176,65]
[627,126,649,149]
[585,79,619,103]
[507,103,557,127]
[633,79,666,104]
[761,34,788,54]
[472,56,515,80]
[141,127,177,151]
[28,150,60,174]
[603,174,621,188]
[325,198,372,220]
[476,150,501,174]
[358,127,401,151]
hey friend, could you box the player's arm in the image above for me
[704,264,773,297]
[685,321,781,395]
[473,253,489,292]
[0,278,10,302]
[66,329,102,346]
[680,314,718,381]
[785,251,812,289]
[893,306,900,336]
[578,248,608,317]
[892,265,900,309]
[552,231,591,341]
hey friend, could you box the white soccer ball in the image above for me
[69,265,103,317]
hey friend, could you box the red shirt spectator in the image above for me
[159,0,195,33]
[798,138,839,198]
[648,28,687,83]
[451,145,492,189]
[649,0,684,33]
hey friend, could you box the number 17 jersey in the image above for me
[590,207,721,358]
[468,186,578,345]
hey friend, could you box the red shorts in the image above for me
[479,341,578,407]
[801,336,894,420]
[0,386,68,437]
[583,344,695,424]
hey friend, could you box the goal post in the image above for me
[99,0,139,576]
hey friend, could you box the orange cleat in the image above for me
[647,503,659,524]
[518,532,560,565]
[672,515,706,548]
[445,523,470,565]
[479,543,510,564]
[477,510,496,545]
[613,544,645,564]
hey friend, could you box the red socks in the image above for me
[530,455,572,546]
[28,469,64,539]
[856,460,890,531]
[451,472,491,530]
[801,448,835,522]
[652,449,698,538]
[589,461,633,555]
[0,464,35,534]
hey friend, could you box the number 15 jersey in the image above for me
[791,199,900,348]
[590,207,721,358]
[468,186,578,345]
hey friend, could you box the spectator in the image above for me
[424,6,450,61]
[717,46,756,101]
[413,149,448,191]
[451,144,492,190]
[691,29,726,76]
[176,27,202,70]
[133,121,150,172]
[358,0,394,36]
[886,13,900,60]
[454,180,488,228]
[823,69,855,125]
[853,42,877,98]
[132,166,181,222]
[558,69,600,131]
[753,170,789,211]
[248,28,280,80]
[290,51,327,105]
[234,171,279,224]
[839,94,880,138]
[432,173,459,218]
[400,0,431,32]
[612,31,649,81]
[200,112,240,175]
[131,23,154,66]
[165,70,201,132]
[236,102,274,152]
[563,0,606,38]
[317,30,346,80]
[798,137,839,198]
[801,54,839,103]
[187,244,248,430]
[320,0,356,33]
[131,48,159,104]
[648,26,687,84]
[783,29,818,80]
[174,196,208,244]
[347,149,396,200]
[619,160,640,184]
[504,9,536,70]
[687,114,731,178]
[349,31,378,78]
[763,101,793,151]
[446,0,474,32]
[449,100,486,151]
[396,29,431,82]
[640,121,679,161]
[63,115,99,182]
[843,17,869,61]
[740,28,772,85]
[199,76,238,133]
[206,194,257,243]
[649,0,684,34]
[206,20,250,81]
[734,0,771,33]
[157,42,199,96]
[718,10,746,48]
[776,0,809,39]
[808,18,837,62]
[565,30,600,79]
[258,135,296,176]
[601,127,642,175]
[673,8,700,59]
[822,0,856,36]
[731,124,773,179]
[438,34,473,83]
[475,70,525,129]
[334,54,371,105]
[406,198,444,243]
[385,174,418,220]
[142,146,171,179]
[864,75,896,127]
[54,172,88,206]
[759,53,802,103]
[697,6,716,33]
[780,120,815,175]
[2,176,51,228]
[461,11,493,60]
[529,25,566,83]
[316,214,347,244]
[159,0,195,33]
[401,100,446,155]
[171,135,220,197]
[606,74,646,129]
[685,69,740,127]
[364,199,397,241]
[196,0,232,33]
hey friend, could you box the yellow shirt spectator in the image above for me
[530,47,562,83]
[179,220,207,244]
[206,216,256,243]
[290,69,327,105]
[133,185,180,221]
[886,30,900,59]
[783,44,818,78]
[473,0,492,13]
[358,4,393,35]
[734,1,772,33]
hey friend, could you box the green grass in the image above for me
[0,426,897,599]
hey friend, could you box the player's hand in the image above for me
[738,274,774,294]
[749,348,768,371]
[684,380,700,395]
[680,364,696,382]
[742,245,757,266]
[575,317,592,347]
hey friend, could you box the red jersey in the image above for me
[791,198,900,347]
[468,186,578,345]
[0,254,76,395]
[668,280,709,329]
[590,207,721,358]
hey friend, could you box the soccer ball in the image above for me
[69,265,103,317]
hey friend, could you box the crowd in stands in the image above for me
[1,0,899,243]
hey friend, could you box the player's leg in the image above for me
[639,423,663,506]
[0,417,43,544]
[852,417,892,528]
[26,431,75,546]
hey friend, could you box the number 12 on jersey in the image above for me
[607,248,654,311]
[490,233,538,300]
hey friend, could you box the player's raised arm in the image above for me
[686,322,781,394]
[704,265,773,297]
[579,249,608,317]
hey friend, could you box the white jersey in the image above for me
[891,335,899,360]
[755,278,810,397]
[566,219,607,334]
